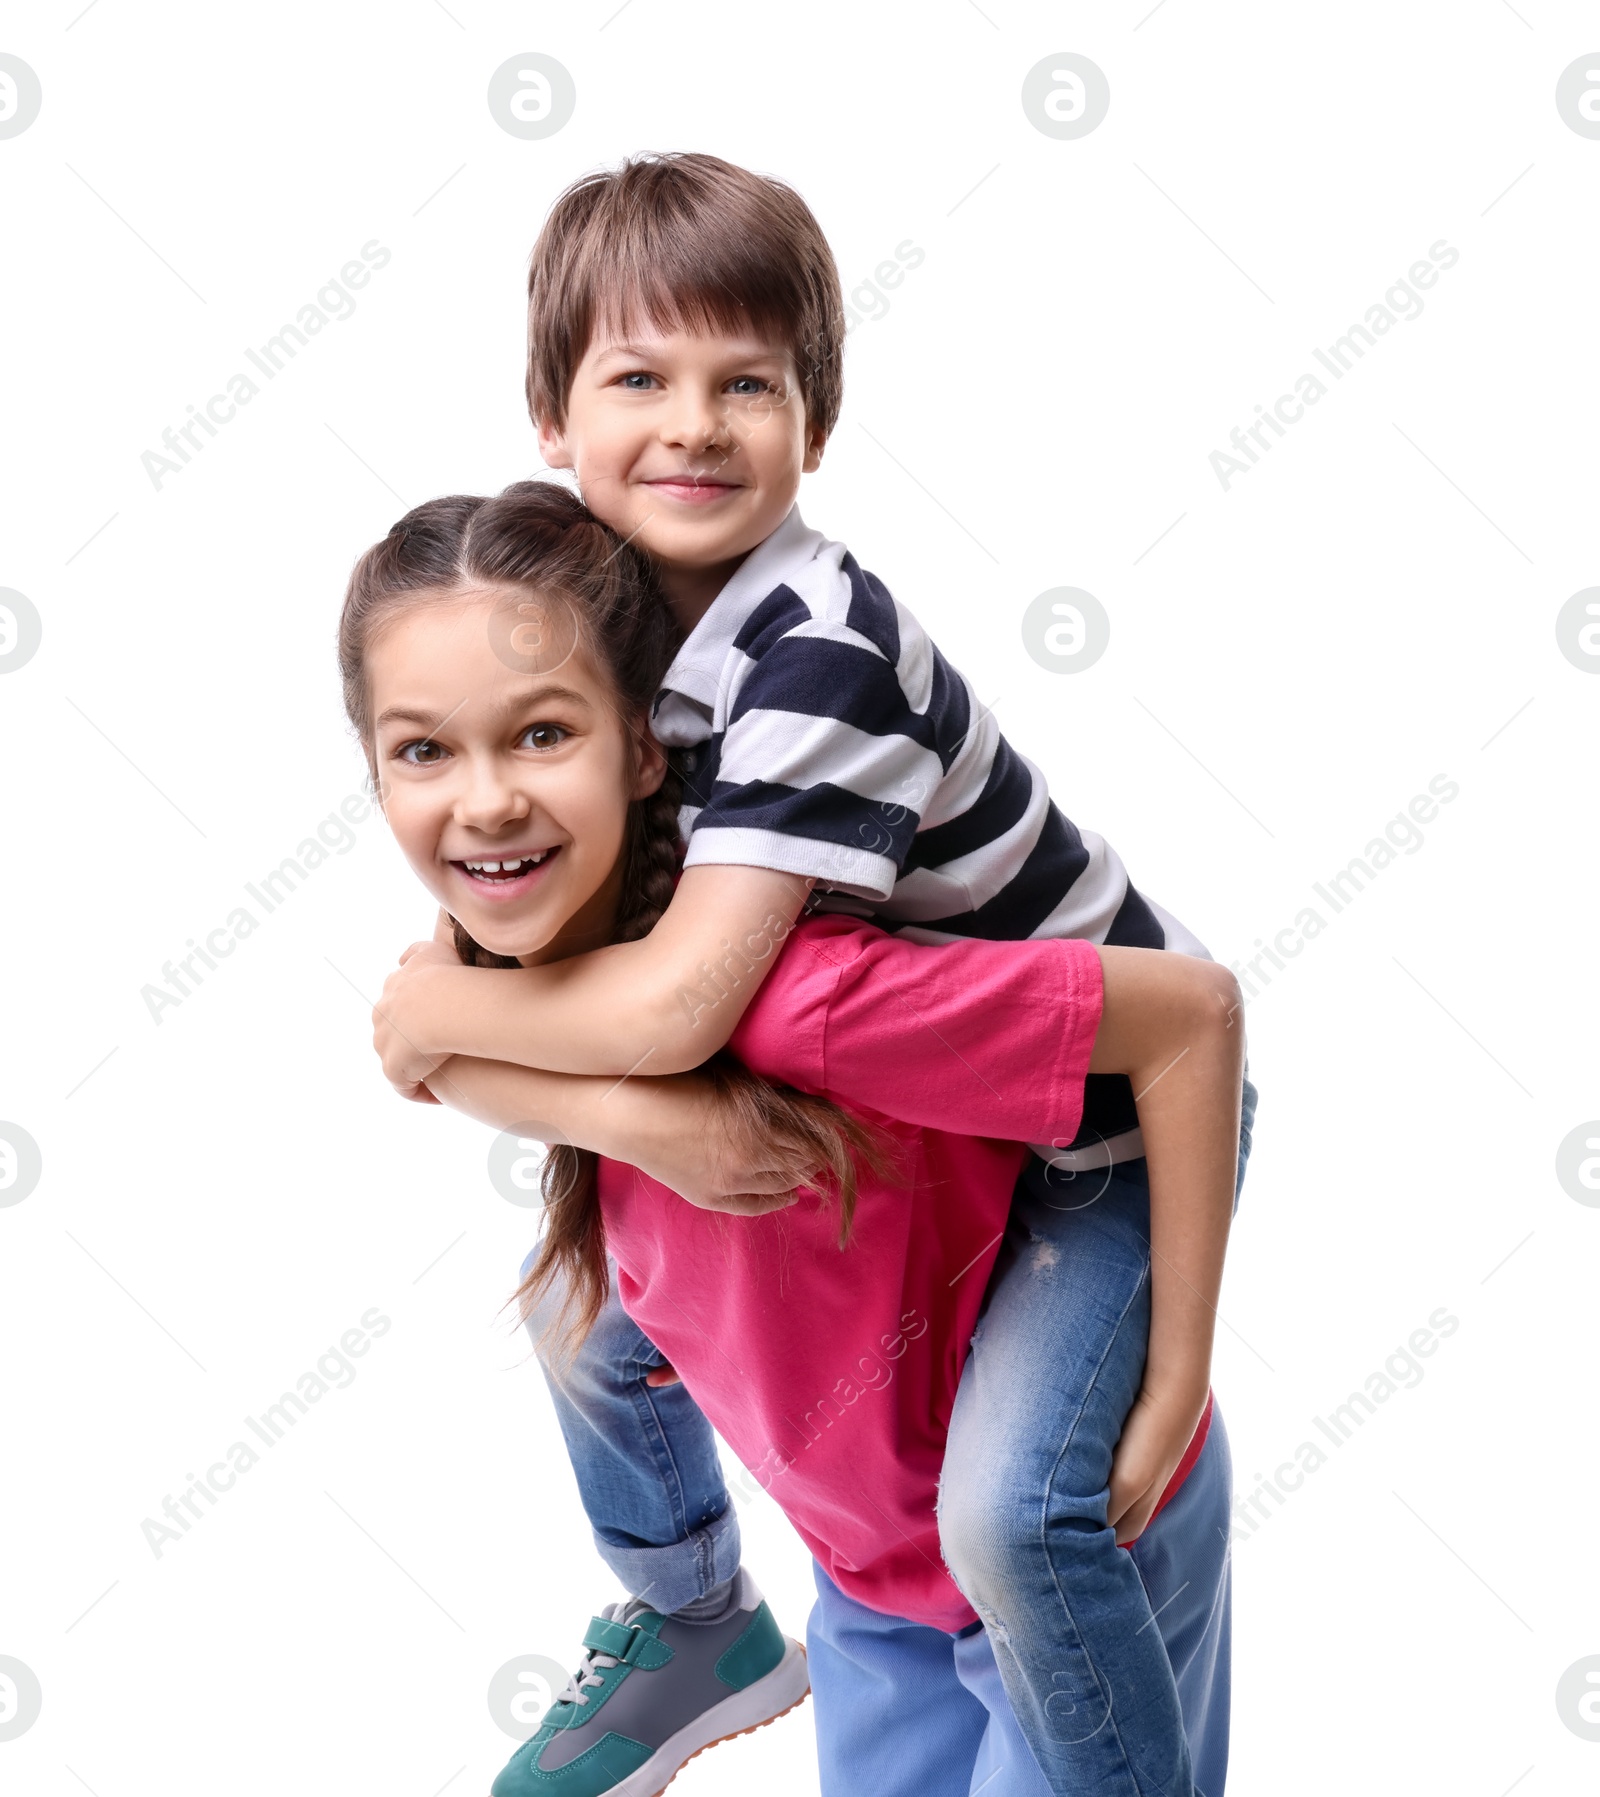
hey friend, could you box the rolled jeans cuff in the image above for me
[592,1501,743,1618]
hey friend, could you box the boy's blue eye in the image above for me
[727,376,770,395]
[520,723,571,750]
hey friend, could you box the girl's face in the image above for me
[368,587,665,964]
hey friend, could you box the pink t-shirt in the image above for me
[599,915,1104,1632]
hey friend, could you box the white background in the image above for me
[2,3,1597,1793]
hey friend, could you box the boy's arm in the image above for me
[423,1055,802,1216]
[376,589,943,1091]
[373,865,813,1088]
[1087,947,1245,1544]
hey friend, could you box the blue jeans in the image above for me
[526,1076,1257,1792]
[523,1264,744,1617]
[808,1408,1235,1797]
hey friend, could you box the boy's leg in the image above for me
[495,1254,808,1797]
[939,1162,1186,1795]
[522,1249,740,1614]
[938,1081,1256,1797]
[491,1565,808,1797]
[807,1563,990,1797]
[1128,1405,1234,1796]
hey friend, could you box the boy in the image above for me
[372,153,1255,1796]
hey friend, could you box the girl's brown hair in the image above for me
[339,480,886,1352]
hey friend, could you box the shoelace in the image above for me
[555,1649,620,1708]
[554,1601,635,1710]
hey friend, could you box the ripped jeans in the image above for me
[936,1074,1257,1796]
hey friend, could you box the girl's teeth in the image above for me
[462,852,550,875]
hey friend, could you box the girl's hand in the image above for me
[1107,1381,1210,1546]
[372,941,460,1098]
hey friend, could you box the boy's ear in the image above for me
[536,413,574,471]
[802,424,827,475]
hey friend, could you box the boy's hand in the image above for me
[1106,1380,1211,1546]
[633,1071,808,1218]
[372,941,463,1099]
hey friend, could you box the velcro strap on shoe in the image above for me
[621,1629,673,1671]
[582,1617,637,1658]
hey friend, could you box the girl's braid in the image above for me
[614,764,686,944]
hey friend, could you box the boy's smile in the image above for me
[537,324,826,629]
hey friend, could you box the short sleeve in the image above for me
[681,626,946,901]
[732,917,1103,1147]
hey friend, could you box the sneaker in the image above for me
[490,1570,809,1797]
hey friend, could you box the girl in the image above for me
[340,482,1248,1797]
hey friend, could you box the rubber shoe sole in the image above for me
[494,1640,810,1797]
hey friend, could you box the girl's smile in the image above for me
[450,845,563,903]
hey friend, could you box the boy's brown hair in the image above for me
[526,152,845,441]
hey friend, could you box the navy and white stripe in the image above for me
[650,510,1210,1154]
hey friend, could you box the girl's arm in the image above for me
[1088,946,1245,1543]
[422,1056,804,1216]
[373,865,812,1092]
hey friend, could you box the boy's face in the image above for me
[538,322,826,609]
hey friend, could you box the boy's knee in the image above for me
[939,1439,1117,1601]
[939,1468,1069,1595]
[523,1257,653,1393]
[936,1467,998,1600]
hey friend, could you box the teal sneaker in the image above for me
[490,1571,808,1797]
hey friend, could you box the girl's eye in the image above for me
[519,723,571,751]
[397,738,445,766]
[619,371,657,390]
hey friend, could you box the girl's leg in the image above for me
[952,1625,1055,1797]
[1128,1406,1234,1796]
[522,1249,740,1614]
[807,1564,988,1797]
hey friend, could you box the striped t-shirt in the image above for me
[649,507,1210,1159]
